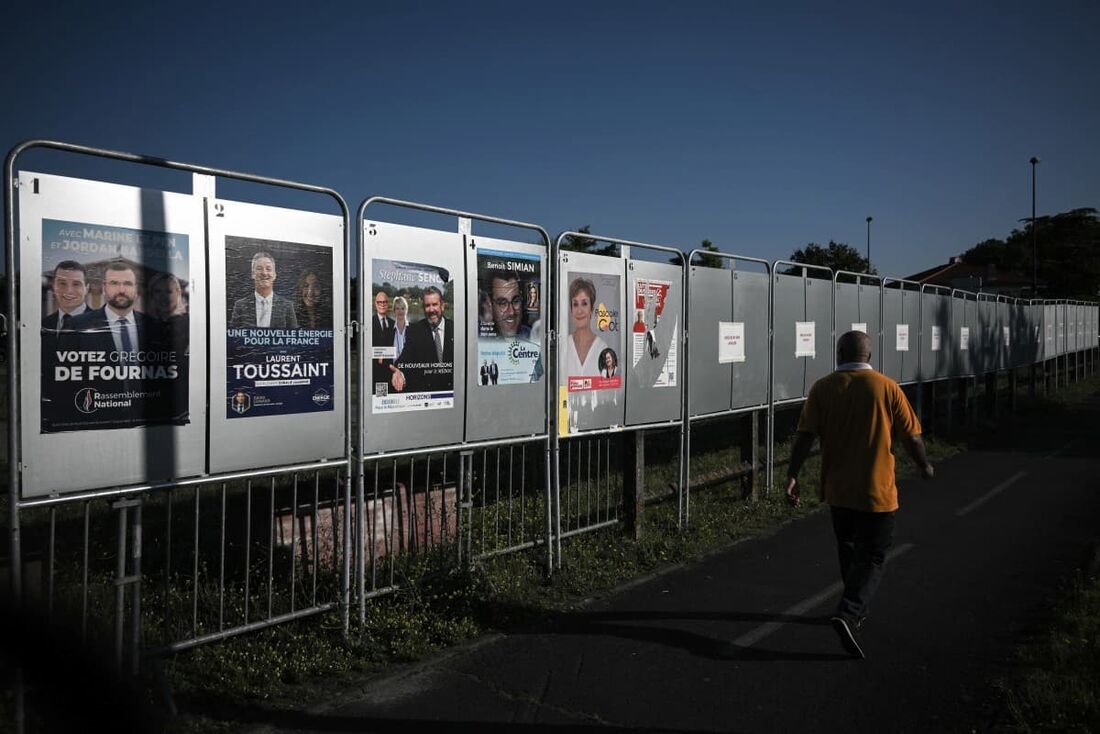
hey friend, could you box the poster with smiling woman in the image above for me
[559,267,623,434]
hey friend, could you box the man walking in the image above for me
[785,331,934,659]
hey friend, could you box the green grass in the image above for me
[997,558,1100,733]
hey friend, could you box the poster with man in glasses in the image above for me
[476,249,542,385]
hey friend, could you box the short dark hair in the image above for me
[53,260,86,277]
[106,260,135,275]
[422,285,444,303]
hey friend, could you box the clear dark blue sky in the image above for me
[3,0,1098,278]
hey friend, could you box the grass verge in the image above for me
[996,551,1100,733]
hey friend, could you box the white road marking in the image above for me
[955,471,1027,517]
[1044,440,1077,460]
[732,543,915,649]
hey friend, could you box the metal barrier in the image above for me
[552,231,685,554]
[684,249,772,509]
[3,140,352,731]
[354,197,553,611]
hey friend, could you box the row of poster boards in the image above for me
[10,173,1098,498]
[15,174,686,498]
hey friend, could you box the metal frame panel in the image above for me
[464,235,548,443]
[207,199,346,473]
[920,285,950,381]
[16,172,207,497]
[771,273,808,401]
[881,279,919,384]
[557,249,627,434]
[360,221,467,455]
[730,269,770,409]
[625,259,685,426]
[687,265,733,417]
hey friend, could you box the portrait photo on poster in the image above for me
[476,248,543,386]
[370,259,455,414]
[562,270,622,429]
[39,219,190,433]
[224,236,335,419]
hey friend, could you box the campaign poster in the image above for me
[370,259,455,413]
[960,326,970,351]
[224,237,334,419]
[476,249,543,385]
[630,278,677,387]
[931,325,942,352]
[563,270,622,415]
[39,219,189,433]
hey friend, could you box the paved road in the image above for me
[253,391,1100,733]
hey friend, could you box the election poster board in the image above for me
[465,236,547,442]
[369,258,455,414]
[208,199,345,474]
[362,221,466,454]
[474,247,543,387]
[558,251,625,435]
[18,172,207,497]
[625,259,683,427]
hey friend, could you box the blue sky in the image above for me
[3,0,1098,278]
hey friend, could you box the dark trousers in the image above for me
[830,506,895,621]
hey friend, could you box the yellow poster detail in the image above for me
[558,385,570,437]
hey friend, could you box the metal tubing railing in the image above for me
[4,140,353,676]
[769,260,835,494]
[552,231,686,557]
[684,249,772,517]
[356,196,552,612]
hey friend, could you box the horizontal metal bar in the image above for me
[688,404,768,422]
[473,537,546,561]
[563,418,683,440]
[361,196,550,244]
[146,603,336,655]
[19,459,350,509]
[558,518,622,541]
[113,575,142,587]
[555,230,686,261]
[359,434,549,463]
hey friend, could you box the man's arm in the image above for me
[784,430,816,507]
[901,433,935,480]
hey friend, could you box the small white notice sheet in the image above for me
[931,325,942,352]
[795,321,816,358]
[718,321,746,363]
[1003,326,1011,347]
[852,322,867,334]
[960,326,970,351]
[896,323,910,352]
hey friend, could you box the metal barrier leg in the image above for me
[945,380,953,432]
[623,431,644,538]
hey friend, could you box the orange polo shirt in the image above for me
[796,367,922,512]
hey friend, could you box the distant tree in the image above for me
[560,225,617,256]
[961,207,1100,298]
[787,240,874,275]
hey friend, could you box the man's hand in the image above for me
[388,364,406,392]
[785,476,801,507]
[920,463,934,480]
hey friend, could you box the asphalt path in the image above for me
[253,390,1100,733]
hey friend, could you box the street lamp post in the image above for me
[865,216,873,272]
[1030,157,1040,295]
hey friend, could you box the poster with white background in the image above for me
[931,325,941,351]
[960,326,970,351]
[795,321,816,358]
[718,321,745,363]
[896,323,909,352]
